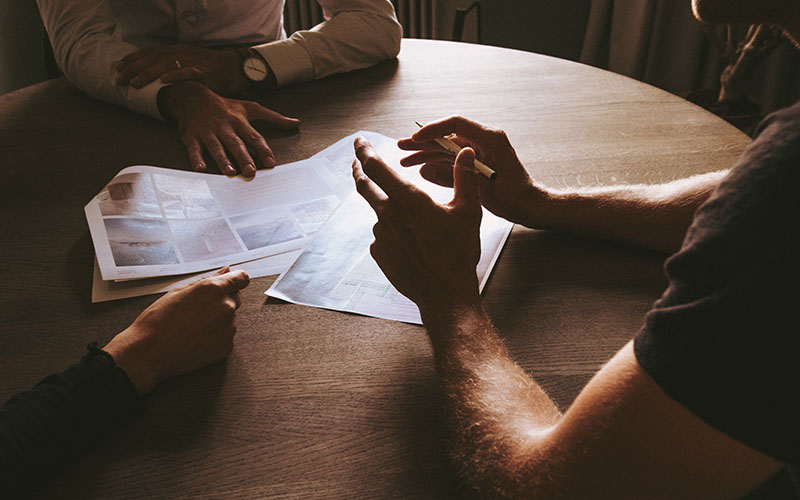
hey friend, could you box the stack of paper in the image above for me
[86,132,512,325]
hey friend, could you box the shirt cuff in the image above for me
[125,80,170,120]
[252,38,314,88]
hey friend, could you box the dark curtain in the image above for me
[580,0,800,114]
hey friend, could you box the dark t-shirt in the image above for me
[634,101,800,491]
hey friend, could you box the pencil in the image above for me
[414,121,497,180]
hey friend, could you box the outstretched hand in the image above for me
[352,136,483,320]
[399,116,551,228]
[103,266,250,395]
[158,81,300,177]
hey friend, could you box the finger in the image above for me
[218,269,251,293]
[419,162,455,188]
[221,132,256,178]
[398,137,445,152]
[117,46,161,69]
[231,291,242,310]
[203,136,236,176]
[234,122,275,169]
[160,67,205,84]
[397,137,425,151]
[412,116,489,144]
[117,53,168,85]
[213,266,231,276]
[352,159,388,212]
[400,150,454,167]
[449,135,471,148]
[129,61,178,88]
[452,148,480,208]
[354,136,417,200]
[247,104,301,129]
[182,136,207,172]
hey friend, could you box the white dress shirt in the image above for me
[37,0,402,118]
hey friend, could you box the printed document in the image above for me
[86,159,348,280]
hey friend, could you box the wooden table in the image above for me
[0,39,749,499]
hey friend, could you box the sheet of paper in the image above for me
[85,159,348,281]
[266,133,513,325]
[91,251,300,303]
[312,130,406,189]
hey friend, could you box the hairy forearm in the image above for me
[538,170,728,253]
[423,305,562,498]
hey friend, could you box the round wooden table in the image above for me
[0,39,749,499]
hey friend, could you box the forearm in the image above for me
[37,0,165,118]
[256,0,401,86]
[422,304,562,497]
[0,345,140,495]
[537,170,728,253]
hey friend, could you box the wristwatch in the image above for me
[237,47,269,83]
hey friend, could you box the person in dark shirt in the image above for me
[349,0,800,497]
[0,266,249,496]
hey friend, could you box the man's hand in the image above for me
[352,136,483,321]
[399,116,552,228]
[115,44,252,96]
[103,267,250,395]
[158,81,300,177]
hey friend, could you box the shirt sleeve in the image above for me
[36,0,168,118]
[0,344,142,496]
[253,0,402,87]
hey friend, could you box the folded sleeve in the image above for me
[0,344,142,496]
[37,0,167,118]
[253,0,402,87]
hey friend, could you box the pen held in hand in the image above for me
[415,121,497,181]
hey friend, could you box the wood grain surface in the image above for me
[0,39,750,499]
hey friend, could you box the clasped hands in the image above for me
[116,44,299,178]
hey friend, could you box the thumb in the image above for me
[217,269,251,293]
[250,104,301,129]
[452,147,480,209]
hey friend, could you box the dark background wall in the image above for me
[0,0,47,94]
[478,0,592,61]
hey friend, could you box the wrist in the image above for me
[519,185,562,230]
[421,301,489,351]
[157,80,208,121]
[103,329,161,395]
[419,295,483,332]
[235,47,277,91]
[221,48,253,96]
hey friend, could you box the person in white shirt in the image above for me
[38,0,402,177]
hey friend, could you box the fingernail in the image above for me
[263,156,275,169]
[243,163,256,177]
[194,162,206,172]
[224,164,236,176]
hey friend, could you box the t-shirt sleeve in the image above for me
[634,102,800,463]
[0,344,142,496]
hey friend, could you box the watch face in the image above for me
[243,57,268,82]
